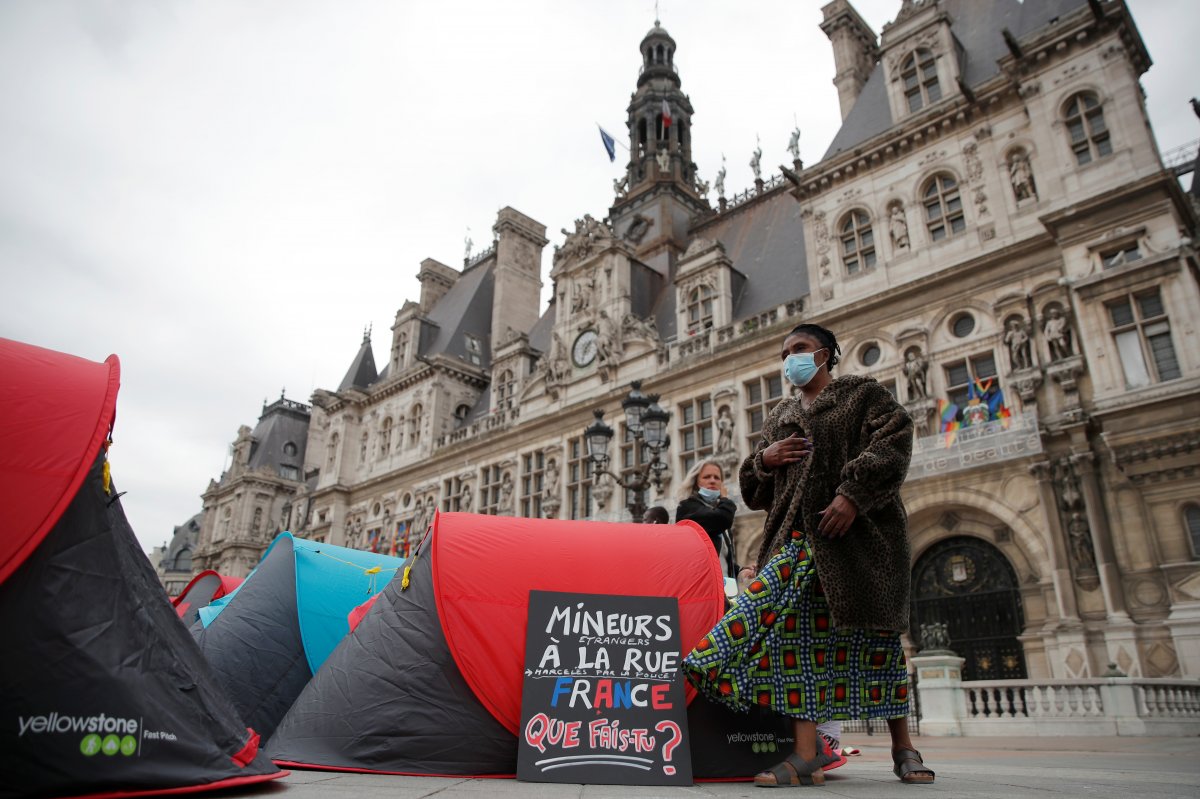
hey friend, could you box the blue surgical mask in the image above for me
[783,349,826,387]
[697,487,721,501]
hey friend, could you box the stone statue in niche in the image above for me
[889,204,909,250]
[1009,151,1037,202]
[572,271,595,314]
[459,484,473,512]
[1043,307,1074,361]
[498,473,515,515]
[543,458,560,498]
[904,350,929,400]
[716,405,735,454]
[1004,318,1033,371]
[1068,512,1098,575]
[655,147,670,173]
[714,155,727,199]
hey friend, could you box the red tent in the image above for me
[0,337,284,798]
[268,511,793,778]
[173,570,243,627]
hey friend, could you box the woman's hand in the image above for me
[761,432,812,469]
[816,495,858,538]
[738,566,756,581]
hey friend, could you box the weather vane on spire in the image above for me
[654,0,660,25]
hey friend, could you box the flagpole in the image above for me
[596,122,630,151]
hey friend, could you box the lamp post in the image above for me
[584,381,671,522]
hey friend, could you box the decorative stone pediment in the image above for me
[551,214,618,271]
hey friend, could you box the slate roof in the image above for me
[418,258,495,371]
[338,335,378,392]
[246,397,310,479]
[161,512,202,572]
[823,0,1088,160]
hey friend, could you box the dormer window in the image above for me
[686,284,714,332]
[901,48,940,112]
[464,335,482,365]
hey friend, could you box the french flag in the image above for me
[661,99,672,129]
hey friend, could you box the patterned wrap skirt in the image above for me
[683,531,911,722]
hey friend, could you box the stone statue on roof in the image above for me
[787,127,801,162]
[750,137,762,180]
[714,155,727,199]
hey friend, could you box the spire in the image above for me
[339,331,378,392]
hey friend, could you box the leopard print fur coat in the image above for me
[740,374,914,632]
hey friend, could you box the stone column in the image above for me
[1029,460,1080,623]
[911,652,966,736]
[1070,452,1130,620]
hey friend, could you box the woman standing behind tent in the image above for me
[683,323,934,786]
[674,460,739,579]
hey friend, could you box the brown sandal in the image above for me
[892,747,935,784]
[754,750,835,787]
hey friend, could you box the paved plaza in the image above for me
[216,736,1200,799]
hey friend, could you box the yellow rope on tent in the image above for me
[310,550,399,595]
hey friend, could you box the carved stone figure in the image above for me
[1009,151,1037,202]
[787,126,801,162]
[1043,307,1074,361]
[904,350,928,400]
[459,484,473,512]
[714,155,727,199]
[749,139,763,181]
[1068,512,1097,574]
[716,405,735,454]
[655,147,670,173]
[622,312,660,343]
[613,174,628,199]
[596,310,619,364]
[464,229,473,260]
[498,473,514,515]
[918,621,953,653]
[694,174,709,197]
[543,458,560,498]
[543,331,570,385]
[1005,318,1033,371]
[889,204,909,249]
[572,271,595,314]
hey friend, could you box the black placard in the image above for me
[517,590,693,785]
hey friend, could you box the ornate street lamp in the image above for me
[584,381,671,523]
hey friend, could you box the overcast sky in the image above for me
[2,0,1196,555]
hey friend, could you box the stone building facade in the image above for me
[191,0,1200,682]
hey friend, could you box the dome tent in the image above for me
[191,532,403,741]
[267,511,793,779]
[172,570,242,628]
[0,337,283,799]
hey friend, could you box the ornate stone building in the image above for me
[191,0,1200,682]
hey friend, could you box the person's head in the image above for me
[678,459,724,501]
[781,323,840,388]
[642,506,669,524]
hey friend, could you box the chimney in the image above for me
[820,0,880,122]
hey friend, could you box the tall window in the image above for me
[479,464,503,515]
[745,373,784,449]
[678,395,714,474]
[394,332,408,370]
[687,284,715,332]
[1063,92,1112,166]
[901,48,941,112]
[840,210,875,274]
[944,352,998,409]
[409,404,423,447]
[567,438,593,520]
[441,476,466,512]
[1107,290,1180,388]
[1187,504,1200,559]
[620,424,652,512]
[496,369,515,410]
[521,450,545,518]
[378,417,392,458]
[923,173,965,241]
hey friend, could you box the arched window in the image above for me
[394,332,408,370]
[839,209,875,274]
[1185,504,1200,559]
[379,417,392,458]
[409,404,423,446]
[901,48,941,112]
[454,404,471,427]
[923,173,965,241]
[687,284,714,332]
[1063,92,1111,166]
[174,547,192,572]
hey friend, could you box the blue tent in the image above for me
[193,532,403,740]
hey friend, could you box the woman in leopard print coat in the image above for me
[684,323,934,787]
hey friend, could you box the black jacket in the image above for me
[676,495,738,575]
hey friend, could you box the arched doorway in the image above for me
[910,536,1027,681]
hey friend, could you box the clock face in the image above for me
[572,330,598,367]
